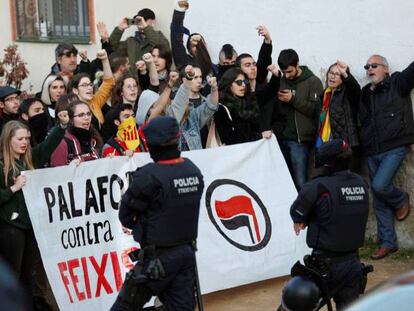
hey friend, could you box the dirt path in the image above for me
[202,258,414,311]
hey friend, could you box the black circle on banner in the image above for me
[205,179,272,251]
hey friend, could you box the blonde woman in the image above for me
[0,120,65,307]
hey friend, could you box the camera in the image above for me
[127,18,137,26]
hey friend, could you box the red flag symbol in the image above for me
[215,195,261,243]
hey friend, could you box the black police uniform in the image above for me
[289,141,369,310]
[111,116,204,311]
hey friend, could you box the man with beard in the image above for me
[19,98,51,146]
[0,86,21,134]
[359,54,414,259]
[262,49,323,190]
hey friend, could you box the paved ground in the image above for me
[201,257,414,311]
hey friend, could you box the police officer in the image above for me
[289,139,369,310]
[111,116,204,311]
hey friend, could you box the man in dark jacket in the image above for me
[359,54,414,260]
[263,49,323,190]
[109,8,170,77]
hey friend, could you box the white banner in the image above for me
[23,136,309,311]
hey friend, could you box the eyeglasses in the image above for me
[328,71,341,77]
[364,63,384,70]
[73,111,92,119]
[61,50,78,58]
[233,79,249,86]
[78,82,94,88]
[4,95,20,103]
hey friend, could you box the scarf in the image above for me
[29,112,49,145]
[158,70,168,81]
[116,116,140,150]
[316,87,333,148]
[224,95,259,120]
[70,126,93,154]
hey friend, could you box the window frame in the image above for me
[9,0,95,44]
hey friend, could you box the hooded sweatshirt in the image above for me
[276,66,323,142]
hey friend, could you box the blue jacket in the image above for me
[166,83,218,150]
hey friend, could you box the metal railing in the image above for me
[15,0,90,43]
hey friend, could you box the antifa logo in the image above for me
[205,179,272,251]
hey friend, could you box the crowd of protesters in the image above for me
[0,1,414,310]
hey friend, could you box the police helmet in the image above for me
[315,139,350,168]
[281,276,321,311]
[143,116,180,147]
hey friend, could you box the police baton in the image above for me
[194,264,204,311]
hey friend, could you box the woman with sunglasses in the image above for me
[316,61,361,167]
[214,67,262,145]
[50,101,103,167]
[68,50,114,132]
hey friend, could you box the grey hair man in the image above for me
[359,54,414,259]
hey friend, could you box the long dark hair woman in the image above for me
[50,101,103,167]
[152,45,173,93]
[214,67,262,145]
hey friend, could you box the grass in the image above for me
[360,238,414,260]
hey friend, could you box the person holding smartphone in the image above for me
[109,8,170,78]
[262,49,323,190]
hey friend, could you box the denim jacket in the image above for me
[166,83,218,150]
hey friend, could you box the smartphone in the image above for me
[127,18,137,26]
[279,81,290,93]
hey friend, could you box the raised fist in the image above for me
[136,60,146,72]
[178,0,189,10]
[184,65,195,78]
[267,64,279,76]
[336,60,349,77]
[142,53,154,63]
[168,71,180,87]
[207,76,217,88]
[79,50,88,61]
[256,25,271,43]
[96,49,108,60]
